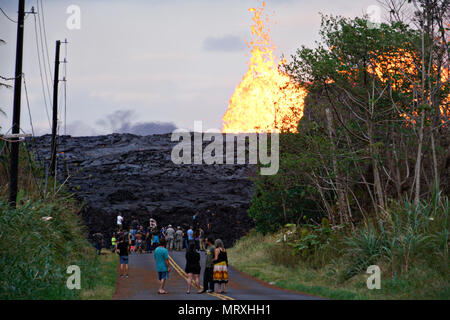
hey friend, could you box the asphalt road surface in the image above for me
[113,249,322,300]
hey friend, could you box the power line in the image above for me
[22,73,35,137]
[0,75,19,81]
[0,7,17,23]
[33,13,51,128]
[35,1,53,121]
[38,0,52,80]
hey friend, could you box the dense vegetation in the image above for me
[230,195,448,299]
[243,0,449,298]
[0,141,117,299]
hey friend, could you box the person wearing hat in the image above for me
[165,224,175,251]
[175,226,183,251]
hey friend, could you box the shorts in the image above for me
[119,256,129,264]
[158,271,169,280]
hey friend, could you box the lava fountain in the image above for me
[222,2,307,133]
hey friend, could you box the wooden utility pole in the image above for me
[8,0,26,207]
[50,40,61,177]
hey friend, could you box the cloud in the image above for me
[203,34,246,52]
[96,110,177,135]
[118,121,177,135]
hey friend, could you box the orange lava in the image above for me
[222,2,307,133]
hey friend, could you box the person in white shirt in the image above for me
[117,214,124,231]
[165,225,176,251]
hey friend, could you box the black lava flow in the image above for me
[28,133,256,247]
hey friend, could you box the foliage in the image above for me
[0,196,98,299]
[0,143,117,299]
[250,5,449,232]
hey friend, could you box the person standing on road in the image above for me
[175,226,183,251]
[92,232,104,255]
[111,233,117,253]
[149,218,157,233]
[160,226,166,240]
[187,226,194,247]
[135,231,144,254]
[151,231,160,251]
[131,216,139,230]
[185,242,201,294]
[182,227,189,250]
[205,210,212,230]
[117,213,124,231]
[165,225,175,251]
[123,229,130,247]
[199,227,205,251]
[200,236,215,293]
[213,239,229,294]
[116,236,130,279]
[129,226,136,252]
[154,239,170,294]
[194,229,200,251]
[145,228,152,253]
[193,211,200,228]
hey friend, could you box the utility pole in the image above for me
[8,0,26,207]
[50,40,61,177]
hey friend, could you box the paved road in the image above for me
[113,250,321,300]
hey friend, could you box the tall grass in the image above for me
[344,194,448,279]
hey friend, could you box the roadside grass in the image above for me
[79,249,118,300]
[229,196,449,300]
[228,231,369,300]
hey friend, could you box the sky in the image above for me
[0,0,382,136]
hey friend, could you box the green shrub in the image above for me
[342,228,387,280]
[341,194,448,280]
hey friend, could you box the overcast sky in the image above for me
[0,0,381,136]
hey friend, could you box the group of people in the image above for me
[182,236,229,295]
[112,213,228,295]
[112,216,208,255]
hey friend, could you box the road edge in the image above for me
[228,264,327,300]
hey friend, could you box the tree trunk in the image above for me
[430,126,439,190]
[325,108,348,224]
[367,120,385,215]
[414,110,425,207]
